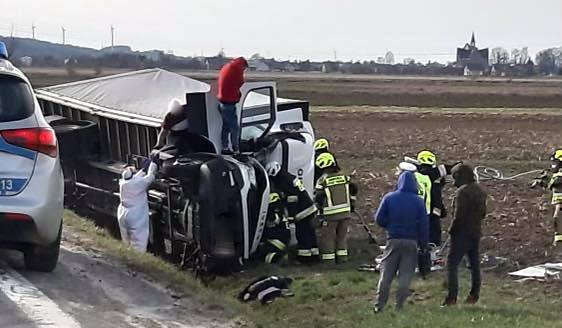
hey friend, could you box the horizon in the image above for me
[1,0,561,63]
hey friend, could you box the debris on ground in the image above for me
[509,263,562,282]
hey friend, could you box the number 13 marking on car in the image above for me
[0,179,13,190]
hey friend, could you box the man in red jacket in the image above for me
[217,57,248,153]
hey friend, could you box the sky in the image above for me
[1,0,561,63]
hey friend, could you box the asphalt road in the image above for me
[0,240,230,328]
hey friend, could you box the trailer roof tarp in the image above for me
[40,68,302,121]
[40,68,211,119]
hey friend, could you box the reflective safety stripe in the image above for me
[336,249,348,257]
[350,195,357,201]
[323,204,351,216]
[555,234,562,243]
[311,248,319,256]
[323,181,351,216]
[268,239,286,251]
[325,175,348,187]
[269,193,281,203]
[298,249,312,257]
[265,252,277,263]
[321,253,336,260]
[295,205,318,220]
[293,178,306,192]
[552,192,562,204]
[432,208,442,216]
[287,195,299,203]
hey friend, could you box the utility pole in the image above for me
[32,24,36,39]
[110,25,115,52]
[10,23,14,38]
[333,49,337,61]
[61,26,66,45]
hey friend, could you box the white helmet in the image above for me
[266,162,281,176]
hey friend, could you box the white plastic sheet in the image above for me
[509,263,562,279]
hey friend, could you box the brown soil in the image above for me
[311,110,562,265]
[24,68,562,108]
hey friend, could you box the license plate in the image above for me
[0,178,27,196]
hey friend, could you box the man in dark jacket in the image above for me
[373,171,429,313]
[443,164,487,306]
[217,57,248,153]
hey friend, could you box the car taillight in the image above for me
[0,128,57,157]
[1,213,32,221]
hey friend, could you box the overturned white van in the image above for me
[35,69,315,272]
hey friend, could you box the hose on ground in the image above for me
[473,166,543,182]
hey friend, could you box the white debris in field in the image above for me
[509,263,562,281]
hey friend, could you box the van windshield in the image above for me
[0,75,34,122]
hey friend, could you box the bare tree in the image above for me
[491,47,510,64]
[385,51,395,65]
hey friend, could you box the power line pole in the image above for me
[333,49,337,61]
[61,26,66,45]
[10,23,14,38]
[110,25,115,52]
[32,24,36,39]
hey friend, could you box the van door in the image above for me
[238,82,277,144]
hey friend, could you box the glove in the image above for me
[141,158,151,173]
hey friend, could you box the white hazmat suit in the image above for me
[117,162,158,252]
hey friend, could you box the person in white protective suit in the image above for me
[117,162,158,252]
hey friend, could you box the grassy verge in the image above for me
[64,211,562,328]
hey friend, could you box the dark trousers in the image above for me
[295,215,318,257]
[429,214,442,246]
[446,234,481,298]
[256,223,291,263]
[219,102,240,152]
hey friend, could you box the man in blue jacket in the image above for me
[373,171,429,313]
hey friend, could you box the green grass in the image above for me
[63,211,562,328]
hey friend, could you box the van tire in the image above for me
[24,224,61,272]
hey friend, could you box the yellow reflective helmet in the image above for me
[417,150,437,166]
[314,138,329,151]
[552,149,562,161]
[316,152,336,169]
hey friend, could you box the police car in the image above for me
[0,42,64,272]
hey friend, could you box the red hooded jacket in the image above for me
[217,57,247,103]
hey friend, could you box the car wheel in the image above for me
[24,223,62,272]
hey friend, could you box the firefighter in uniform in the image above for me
[533,150,562,250]
[314,138,340,182]
[255,186,291,264]
[266,162,319,262]
[315,153,358,263]
[415,150,458,246]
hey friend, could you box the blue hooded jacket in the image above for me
[375,171,429,247]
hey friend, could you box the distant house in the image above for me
[248,59,270,72]
[142,50,164,62]
[101,45,132,54]
[321,61,339,73]
[206,56,230,70]
[456,33,489,75]
[464,63,486,76]
[490,64,511,77]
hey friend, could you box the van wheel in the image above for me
[24,224,62,272]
